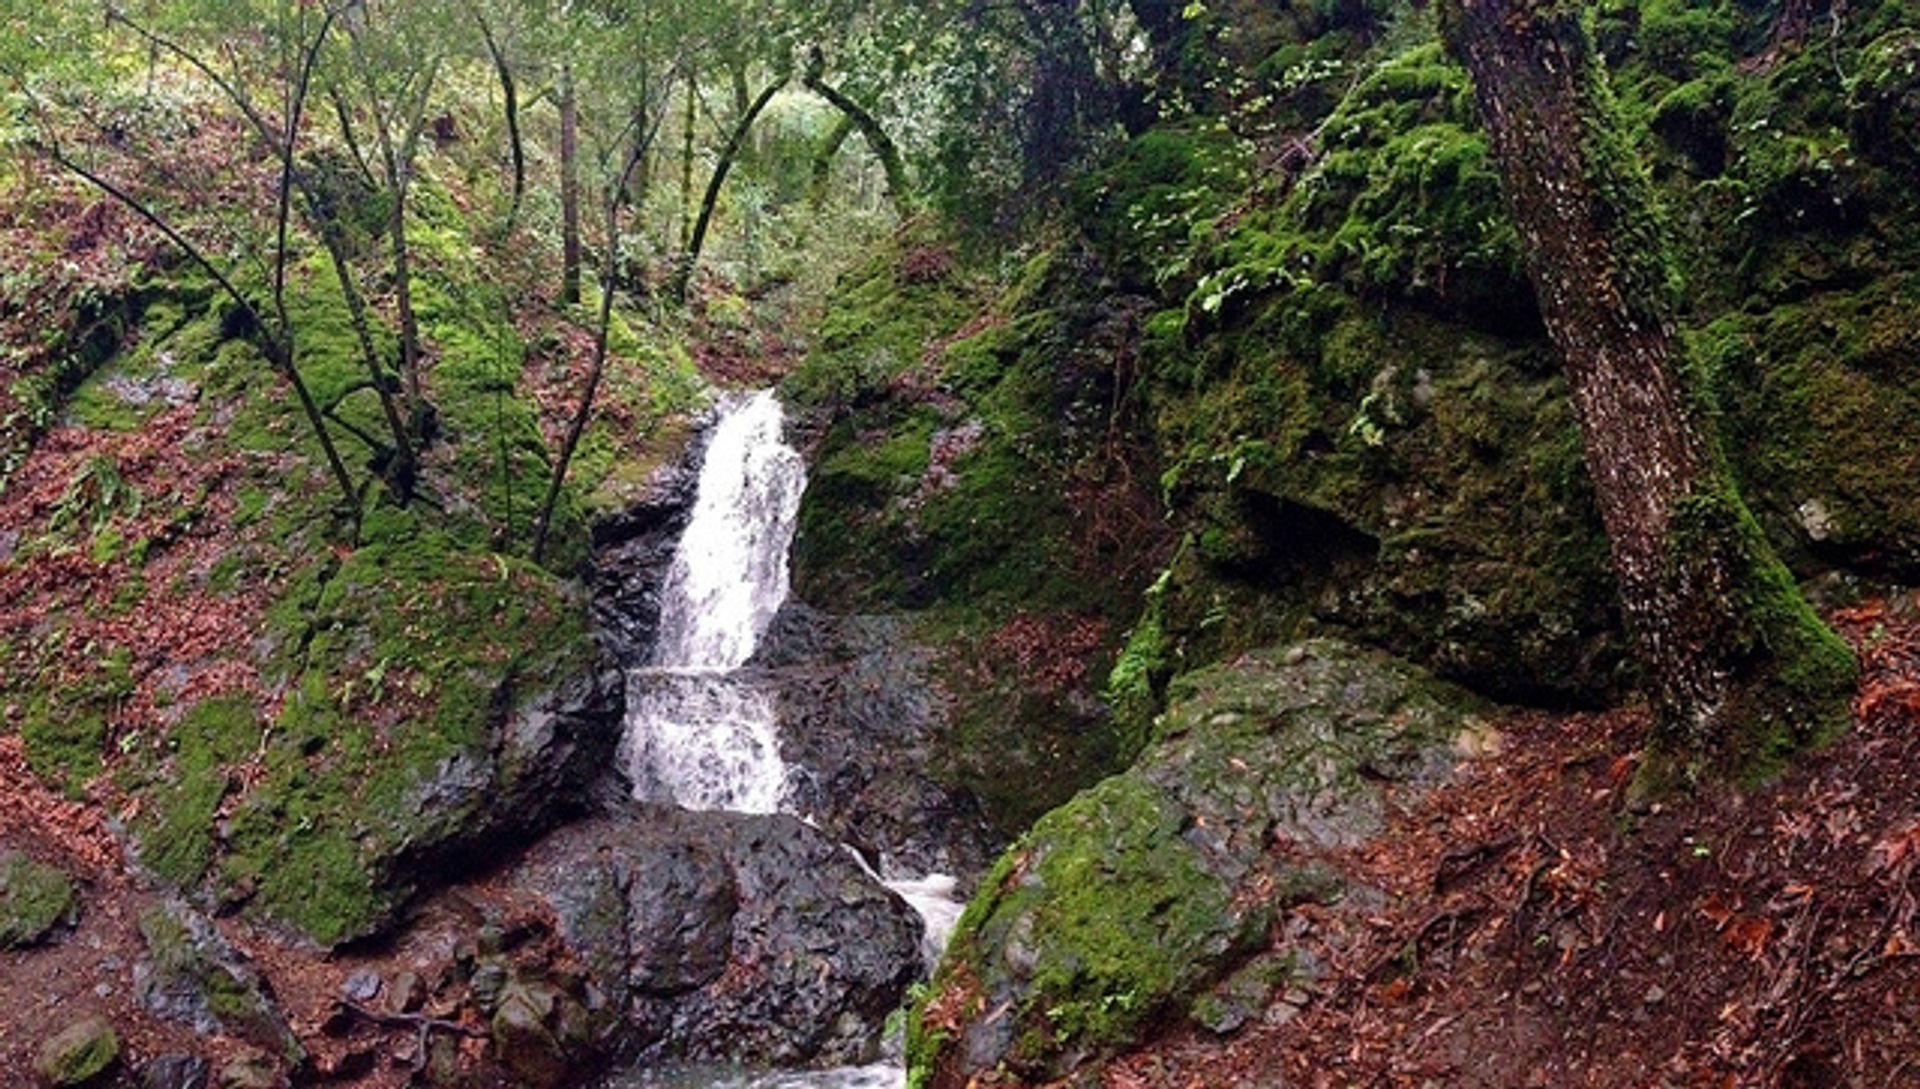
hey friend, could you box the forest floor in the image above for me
[1108,592,1920,1089]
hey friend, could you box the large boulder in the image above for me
[910,639,1481,1084]
[386,658,626,879]
[512,806,923,1069]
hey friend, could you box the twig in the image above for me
[337,998,486,1039]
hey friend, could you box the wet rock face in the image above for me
[912,639,1481,1085]
[590,418,711,663]
[383,658,626,897]
[513,807,924,1068]
[753,604,1000,881]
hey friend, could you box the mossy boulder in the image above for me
[34,1014,119,1087]
[910,639,1480,1084]
[1143,300,1624,707]
[133,899,301,1063]
[0,851,77,948]
[124,510,622,948]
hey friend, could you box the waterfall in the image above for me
[620,389,803,814]
[615,388,964,1089]
[650,389,805,671]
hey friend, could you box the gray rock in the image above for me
[590,413,712,662]
[214,1054,279,1089]
[340,970,382,1003]
[386,658,625,887]
[388,969,426,1013]
[753,605,998,880]
[514,806,922,1068]
[134,900,301,1063]
[143,1054,211,1089]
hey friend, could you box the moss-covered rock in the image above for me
[910,639,1480,1084]
[34,1014,119,1087]
[785,233,1174,836]
[134,900,301,1063]
[0,851,77,948]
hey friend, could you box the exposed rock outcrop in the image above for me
[911,639,1483,1084]
[511,807,923,1069]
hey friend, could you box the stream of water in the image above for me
[614,389,961,1087]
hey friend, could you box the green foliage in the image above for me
[1163,39,1526,326]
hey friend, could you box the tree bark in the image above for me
[808,114,855,209]
[473,9,525,234]
[1438,0,1854,788]
[678,66,698,252]
[559,65,583,306]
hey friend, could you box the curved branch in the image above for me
[672,74,785,301]
[801,70,911,212]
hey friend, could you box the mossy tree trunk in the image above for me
[1438,0,1855,787]
[802,59,911,214]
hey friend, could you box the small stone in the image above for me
[389,970,426,1014]
[492,984,569,1089]
[341,969,382,1003]
[1,851,77,949]
[216,1053,279,1089]
[476,924,505,955]
[36,1014,120,1086]
[1643,984,1666,1006]
[468,961,509,1010]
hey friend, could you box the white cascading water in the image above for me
[621,389,804,814]
[617,389,963,1089]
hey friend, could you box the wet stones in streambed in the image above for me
[510,806,923,1069]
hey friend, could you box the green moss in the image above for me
[212,509,589,944]
[34,1015,119,1087]
[1641,482,1857,789]
[1700,280,1920,575]
[134,697,259,886]
[0,851,77,948]
[20,654,127,795]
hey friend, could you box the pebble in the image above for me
[341,970,383,1003]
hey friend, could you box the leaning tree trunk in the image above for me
[1438,0,1854,789]
[802,70,911,212]
[673,77,783,302]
